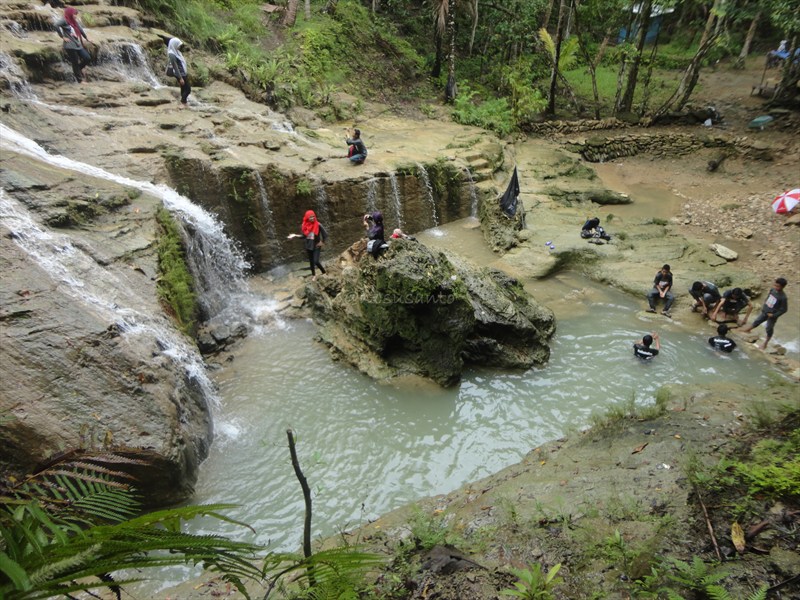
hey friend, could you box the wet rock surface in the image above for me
[301,240,555,386]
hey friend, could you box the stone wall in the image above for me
[563,132,774,163]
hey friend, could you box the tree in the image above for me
[284,0,298,26]
[617,0,654,114]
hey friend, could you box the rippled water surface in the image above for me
[186,279,773,554]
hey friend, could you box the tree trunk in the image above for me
[734,10,760,69]
[283,0,298,26]
[546,0,567,114]
[698,0,720,49]
[573,4,602,118]
[445,0,457,102]
[638,25,662,116]
[652,33,719,117]
[618,0,653,114]
[542,0,557,30]
[469,0,479,56]
[304,0,311,20]
[432,31,443,78]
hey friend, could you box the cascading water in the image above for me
[96,42,162,87]
[314,183,332,230]
[366,178,378,213]
[253,171,282,261]
[388,173,404,229]
[464,167,479,217]
[0,190,218,405]
[0,123,250,321]
[0,51,35,99]
[416,163,439,227]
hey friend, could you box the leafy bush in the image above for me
[451,84,515,137]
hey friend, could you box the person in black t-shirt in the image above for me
[708,323,736,353]
[689,281,721,317]
[633,332,660,360]
[646,265,674,317]
[711,287,753,325]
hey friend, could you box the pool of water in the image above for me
[181,279,772,556]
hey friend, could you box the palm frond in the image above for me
[539,28,555,61]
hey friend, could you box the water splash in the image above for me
[0,51,35,99]
[388,173,404,229]
[366,178,378,213]
[416,163,439,227]
[0,123,250,320]
[96,42,162,87]
[464,167,479,217]
[0,191,220,406]
[314,183,332,230]
[253,171,282,261]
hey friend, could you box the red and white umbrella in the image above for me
[771,188,800,214]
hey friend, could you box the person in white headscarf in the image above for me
[167,37,190,107]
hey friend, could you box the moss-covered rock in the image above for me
[305,240,555,386]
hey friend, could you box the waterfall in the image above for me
[465,167,479,217]
[366,178,378,213]
[253,171,282,261]
[96,42,162,87]
[0,190,219,406]
[0,123,250,321]
[388,173,404,229]
[416,163,439,227]
[314,184,332,230]
[0,51,35,99]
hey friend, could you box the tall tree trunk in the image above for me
[698,0,720,49]
[542,0,557,30]
[638,25,662,116]
[618,0,653,114]
[445,0,457,102]
[652,33,719,116]
[546,0,568,114]
[372,0,379,13]
[432,31,443,78]
[304,0,311,20]
[469,0,479,56]
[283,0,298,27]
[573,3,602,118]
[734,10,760,69]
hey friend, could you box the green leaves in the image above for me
[501,563,563,600]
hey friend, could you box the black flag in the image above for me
[499,167,520,217]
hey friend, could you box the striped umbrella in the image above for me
[771,188,800,214]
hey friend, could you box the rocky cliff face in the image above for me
[0,0,507,500]
[304,241,555,386]
[0,153,211,505]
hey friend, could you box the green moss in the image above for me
[155,208,198,335]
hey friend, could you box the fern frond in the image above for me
[539,28,555,60]
[706,584,732,600]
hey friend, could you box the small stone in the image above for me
[710,243,738,261]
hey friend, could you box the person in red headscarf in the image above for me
[288,210,328,280]
[55,6,91,84]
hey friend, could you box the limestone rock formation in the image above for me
[304,240,555,386]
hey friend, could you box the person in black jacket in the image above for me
[646,264,674,317]
[345,128,367,164]
[55,6,91,84]
[633,332,660,360]
[167,37,191,107]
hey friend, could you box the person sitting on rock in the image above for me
[689,281,721,317]
[363,211,387,257]
[391,228,415,241]
[646,264,674,317]
[345,128,367,165]
[633,332,660,360]
[708,323,737,353]
[711,287,753,325]
[580,216,611,242]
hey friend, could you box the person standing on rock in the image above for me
[344,128,367,164]
[56,7,91,84]
[711,287,753,325]
[167,37,191,107]
[633,332,660,360]
[689,280,721,317]
[740,277,788,350]
[288,210,327,280]
[646,264,674,317]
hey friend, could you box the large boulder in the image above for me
[304,240,555,386]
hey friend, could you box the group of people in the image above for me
[288,208,412,280]
[54,6,191,106]
[637,264,789,359]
